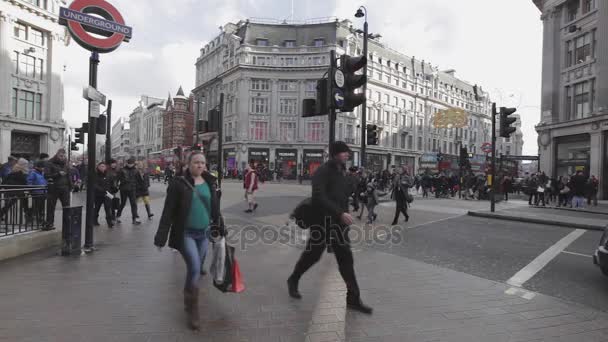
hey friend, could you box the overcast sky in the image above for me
[62,0,542,154]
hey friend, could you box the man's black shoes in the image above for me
[287,277,302,299]
[347,299,373,315]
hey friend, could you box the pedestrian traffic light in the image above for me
[74,126,85,144]
[70,141,79,151]
[302,79,329,117]
[499,107,517,138]
[338,54,367,112]
[96,114,107,135]
[366,124,378,145]
[208,109,219,132]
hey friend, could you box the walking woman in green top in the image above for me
[154,152,225,330]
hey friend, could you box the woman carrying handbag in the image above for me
[154,152,226,330]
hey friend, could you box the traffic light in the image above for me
[192,143,202,151]
[208,109,219,132]
[338,54,367,112]
[366,124,378,145]
[70,142,79,151]
[459,147,470,168]
[499,107,517,138]
[96,114,107,135]
[74,126,85,144]
[302,79,329,117]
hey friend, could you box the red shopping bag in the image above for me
[231,258,245,293]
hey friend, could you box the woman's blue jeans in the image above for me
[181,229,209,289]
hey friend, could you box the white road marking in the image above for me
[404,214,466,230]
[506,229,586,288]
[505,287,536,300]
[562,251,593,258]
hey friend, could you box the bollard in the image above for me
[61,206,83,256]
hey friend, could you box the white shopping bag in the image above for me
[210,237,226,284]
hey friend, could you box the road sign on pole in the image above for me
[334,70,345,88]
[334,89,344,108]
[82,86,106,105]
[89,101,101,118]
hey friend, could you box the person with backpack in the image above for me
[243,162,259,213]
[391,165,412,225]
[287,141,373,314]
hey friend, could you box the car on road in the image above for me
[593,227,608,276]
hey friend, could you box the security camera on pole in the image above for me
[59,0,132,254]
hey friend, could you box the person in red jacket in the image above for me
[243,161,259,213]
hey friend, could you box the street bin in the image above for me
[62,206,82,256]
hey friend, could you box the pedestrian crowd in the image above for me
[0,150,157,231]
[522,170,599,208]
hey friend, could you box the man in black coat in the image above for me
[44,149,71,230]
[287,141,373,314]
[117,157,141,225]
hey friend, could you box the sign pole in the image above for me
[490,103,497,213]
[84,51,99,252]
[105,99,112,164]
[218,93,224,190]
[360,20,368,168]
[329,50,337,146]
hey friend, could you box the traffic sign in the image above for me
[82,86,106,105]
[59,0,132,53]
[89,101,101,118]
[334,70,345,88]
[481,142,492,154]
[334,89,344,108]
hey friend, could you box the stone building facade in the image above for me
[0,0,70,161]
[129,95,164,160]
[193,18,523,178]
[534,0,607,198]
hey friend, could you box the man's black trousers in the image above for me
[290,223,360,301]
[118,190,138,219]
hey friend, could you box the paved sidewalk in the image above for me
[2,192,608,341]
[469,206,607,231]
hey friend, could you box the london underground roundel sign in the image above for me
[59,0,132,53]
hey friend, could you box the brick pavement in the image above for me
[2,184,608,341]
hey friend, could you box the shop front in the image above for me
[248,148,270,167]
[394,155,416,174]
[366,153,387,173]
[275,149,298,180]
[555,134,590,177]
[303,150,324,179]
[419,153,438,174]
[224,149,237,178]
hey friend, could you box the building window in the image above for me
[417,137,423,150]
[443,141,447,153]
[12,51,19,73]
[279,98,297,115]
[313,39,325,47]
[14,22,27,39]
[11,89,17,115]
[506,146,511,155]
[252,56,270,66]
[384,132,389,147]
[582,0,595,14]
[338,123,343,140]
[256,39,269,46]
[567,0,579,21]
[417,118,423,131]
[251,79,270,90]
[306,80,316,92]
[279,122,296,141]
[376,92,381,102]
[394,96,399,107]
[574,33,592,64]
[281,57,297,66]
[250,121,268,141]
[36,58,43,80]
[384,94,390,103]
[407,135,413,149]
[392,133,398,148]
[30,28,44,46]
[279,80,298,91]
[573,80,593,119]
[20,55,35,78]
[250,97,269,114]
[400,134,406,149]
[284,40,296,47]
[16,89,38,119]
[307,122,325,143]
[346,124,354,141]
[35,93,41,120]
[385,111,390,124]
[393,112,398,124]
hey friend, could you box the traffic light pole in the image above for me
[218,93,224,189]
[84,51,99,252]
[360,20,368,168]
[329,50,337,146]
[490,102,497,213]
[105,100,112,164]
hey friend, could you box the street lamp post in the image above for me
[355,6,368,168]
